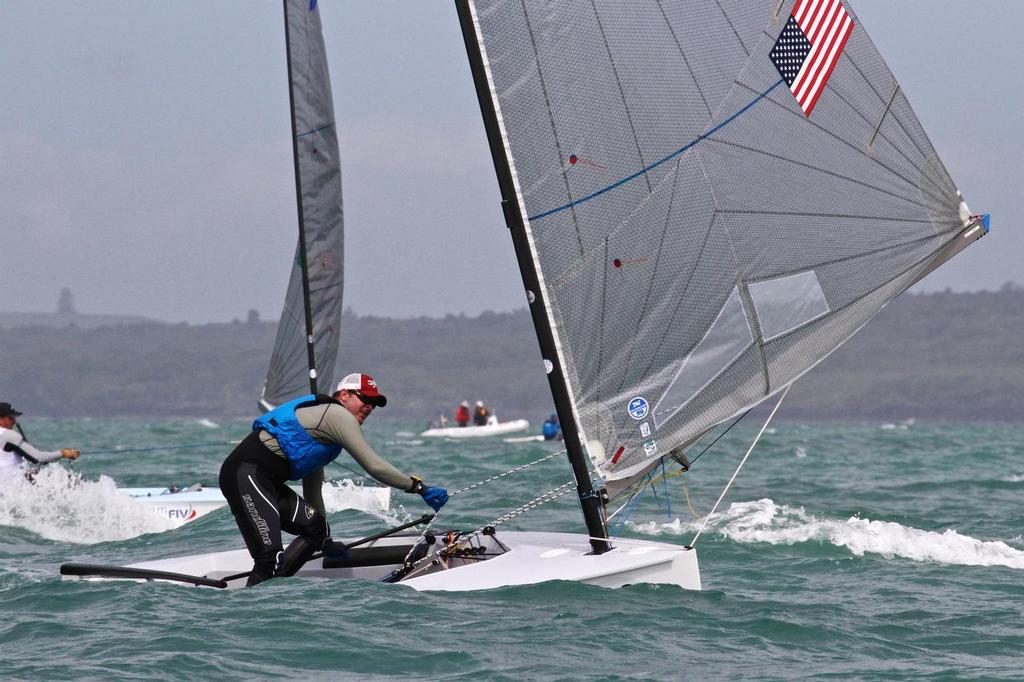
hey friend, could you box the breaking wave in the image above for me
[0,466,175,544]
[0,470,398,545]
[629,498,1024,570]
[321,478,392,520]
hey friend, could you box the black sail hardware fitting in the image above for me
[669,448,691,472]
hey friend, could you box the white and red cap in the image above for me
[336,373,387,407]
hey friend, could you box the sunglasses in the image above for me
[351,391,378,406]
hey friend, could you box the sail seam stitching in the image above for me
[705,137,932,211]
[654,0,712,117]
[588,0,654,194]
[516,0,585,255]
[634,211,718,386]
[614,156,686,396]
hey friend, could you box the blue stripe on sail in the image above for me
[527,79,785,222]
[297,122,335,138]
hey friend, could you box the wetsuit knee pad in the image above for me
[277,537,317,577]
[283,498,329,547]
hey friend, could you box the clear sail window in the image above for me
[749,271,830,341]
[654,288,753,428]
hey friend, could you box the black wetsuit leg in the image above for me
[219,433,328,586]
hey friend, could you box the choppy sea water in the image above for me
[1,418,1022,680]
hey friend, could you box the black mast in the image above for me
[455,0,609,554]
[283,0,319,395]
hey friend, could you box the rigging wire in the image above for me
[390,448,573,575]
[686,407,753,468]
[79,441,239,456]
[688,383,792,548]
[81,439,375,485]
[449,449,567,496]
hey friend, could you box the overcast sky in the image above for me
[2,1,1019,323]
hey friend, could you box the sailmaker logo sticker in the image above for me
[627,397,649,420]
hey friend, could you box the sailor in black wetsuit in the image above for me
[219,373,448,586]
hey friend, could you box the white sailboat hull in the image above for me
[403,532,701,591]
[60,531,700,592]
[421,419,529,439]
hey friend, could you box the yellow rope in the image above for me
[681,481,702,520]
[631,466,704,521]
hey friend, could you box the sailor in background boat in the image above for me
[472,400,491,426]
[0,402,80,481]
[218,373,449,587]
[542,413,562,441]
[455,400,471,427]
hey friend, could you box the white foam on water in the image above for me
[196,418,219,428]
[0,467,176,544]
[629,498,1024,569]
[321,478,391,519]
[1002,473,1024,482]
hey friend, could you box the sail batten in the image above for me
[464,0,984,486]
[262,0,345,408]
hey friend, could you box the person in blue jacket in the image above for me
[219,372,448,586]
[542,413,562,441]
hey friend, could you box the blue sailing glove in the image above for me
[421,486,449,512]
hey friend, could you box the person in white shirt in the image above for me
[0,402,79,481]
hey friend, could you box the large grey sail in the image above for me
[262,0,344,408]
[462,0,985,487]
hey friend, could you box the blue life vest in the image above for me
[253,394,342,480]
[542,419,560,440]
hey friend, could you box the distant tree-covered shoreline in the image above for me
[2,289,1021,423]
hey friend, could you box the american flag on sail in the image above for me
[769,0,855,117]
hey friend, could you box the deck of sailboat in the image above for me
[61,531,700,592]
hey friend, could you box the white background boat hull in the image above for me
[118,487,227,526]
[120,482,390,528]
[421,419,529,438]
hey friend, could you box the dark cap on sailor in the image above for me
[335,373,387,407]
[0,402,23,418]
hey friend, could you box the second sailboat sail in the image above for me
[262,0,345,409]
